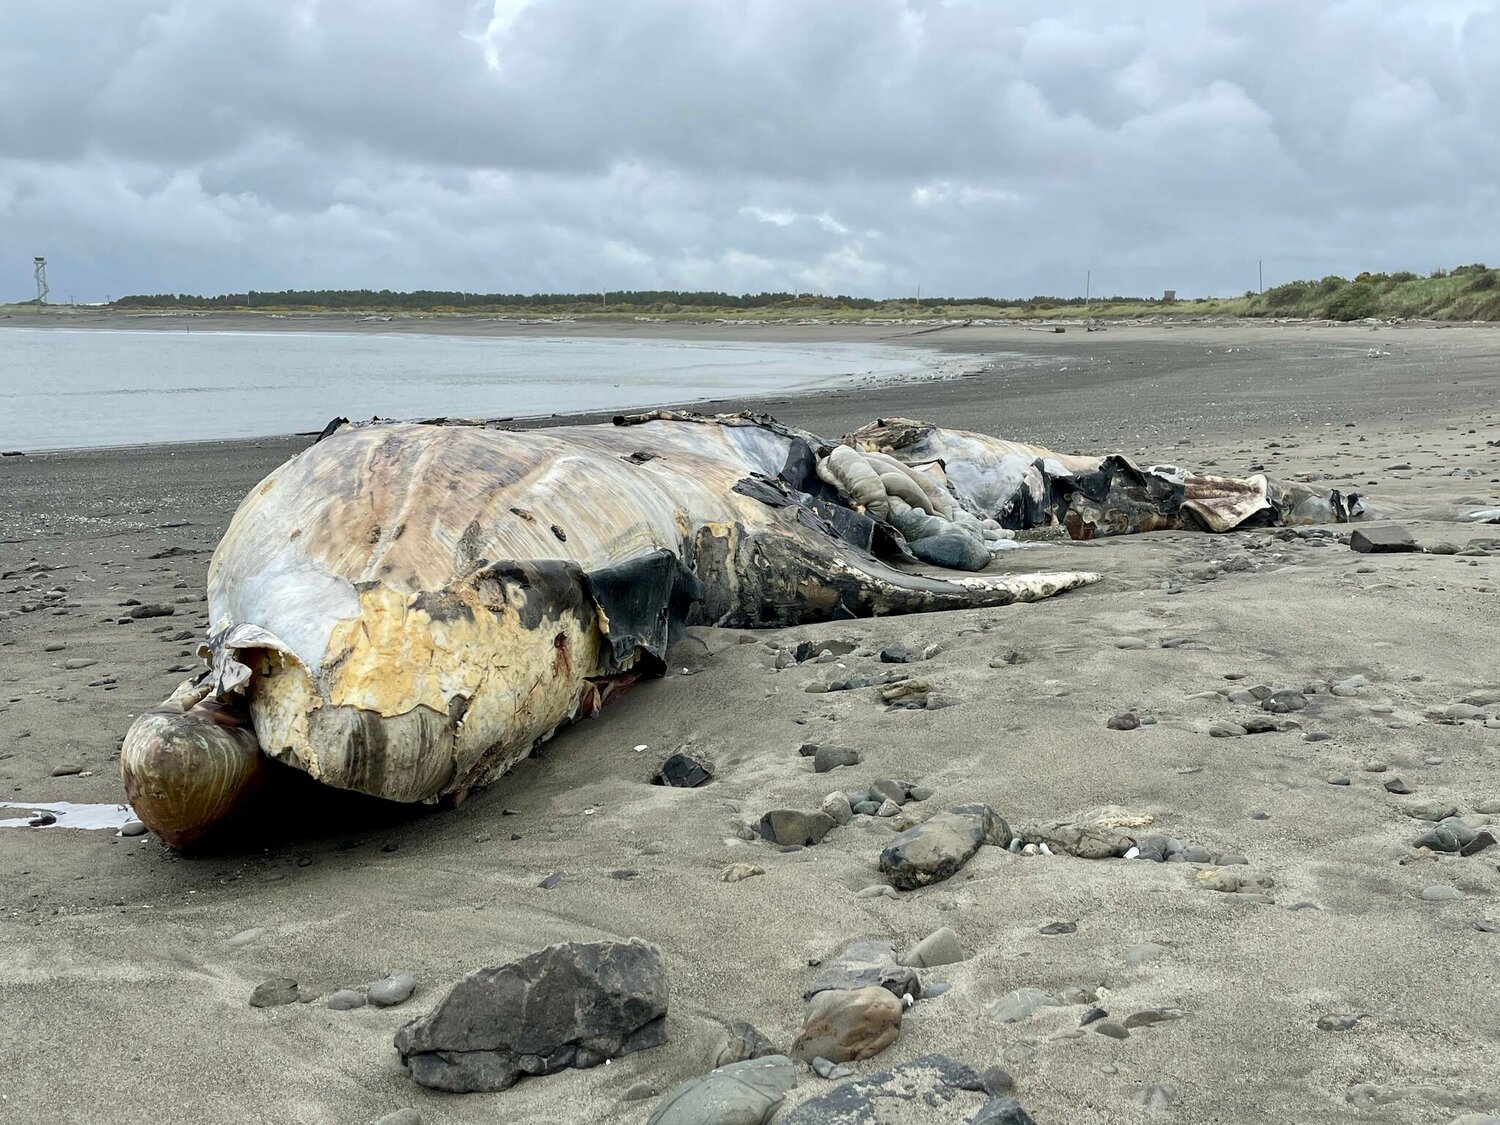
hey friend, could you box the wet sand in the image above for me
[1,320,1498,1124]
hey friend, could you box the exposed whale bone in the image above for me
[840,418,1363,540]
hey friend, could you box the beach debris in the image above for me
[653,752,712,787]
[1018,806,1152,859]
[394,938,667,1092]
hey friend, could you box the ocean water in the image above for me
[0,327,957,451]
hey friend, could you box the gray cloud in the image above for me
[3,0,1498,301]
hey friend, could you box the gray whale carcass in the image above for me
[121,411,1100,849]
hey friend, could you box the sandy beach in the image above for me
[2,319,1498,1124]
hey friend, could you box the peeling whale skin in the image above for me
[122,412,1099,846]
[847,418,1360,537]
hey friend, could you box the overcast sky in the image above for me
[3,0,1498,302]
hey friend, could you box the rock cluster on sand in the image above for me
[394,939,666,1092]
[805,939,921,1001]
[777,1054,1035,1123]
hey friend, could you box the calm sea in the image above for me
[0,328,957,451]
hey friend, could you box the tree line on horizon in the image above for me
[109,288,1120,312]
[104,262,1500,321]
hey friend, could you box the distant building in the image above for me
[1162,289,1176,303]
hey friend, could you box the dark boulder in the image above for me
[394,938,667,1092]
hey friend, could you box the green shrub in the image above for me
[1465,270,1498,291]
[1324,282,1380,321]
[1262,281,1313,310]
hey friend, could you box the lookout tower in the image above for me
[33,257,49,306]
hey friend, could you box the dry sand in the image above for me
[1,320,1498,1124]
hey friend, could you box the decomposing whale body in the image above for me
[839,418,1363,541]
[121,411,1101,849]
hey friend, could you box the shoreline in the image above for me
[0,320,999,456]
[6,315,1499,459]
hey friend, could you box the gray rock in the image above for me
[811,1056,855,1080]
[879,804,1008,890]
[980,1066,1015,1094]
[897,927,964,968]
[394,938,666,1092]
[1093,1021,1129,1040]
[806,939,921,1001]
[1209,721,1247,738]
[1262,690,1307,713]
[791,986,903,1063]
[1421,885,1465,902]
[368,971,418,1008]
[779,1053,1036,1124]
[820,792,854,826]
[807,744,862,773]
[1024,806,1144,858]
[119,820,148,837]
[1350,525,1418,553]
[249,978,301,1008]
[758,809,836,847]
[879,645,915,664]
[1182,846,1212,863]
[1404,798,1461,822]
[648,1055,795,1125]
[1106,712,1139,731]
[127,603,176,618]
[909,785,935,801]
[372,1111,422,1125]
[868,778,910,806]
[327,989,367,1011]
[1445,703,1487,720]
[988,988,1060,1025]
[713,1021,779,1068]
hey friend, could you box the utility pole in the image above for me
[1258,260,1264,294]
[33,257,49,307]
